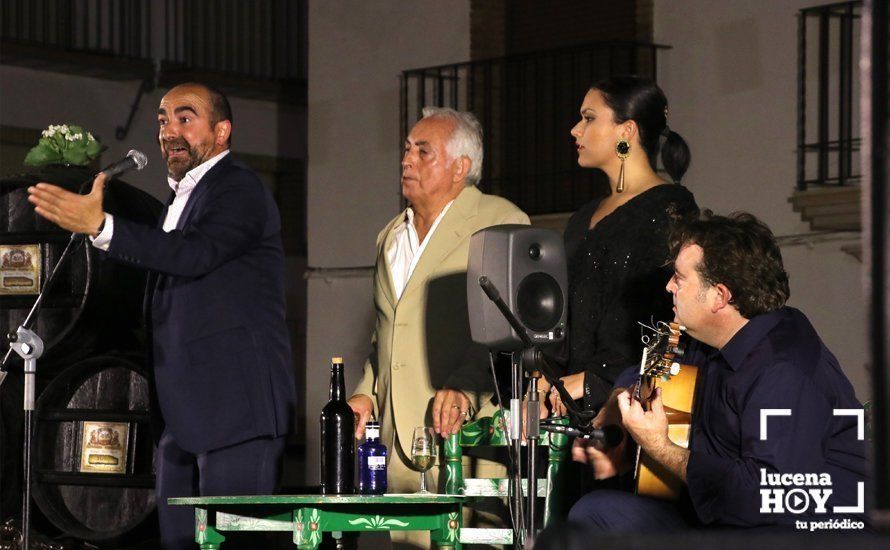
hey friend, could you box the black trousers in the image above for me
[567,489,691,533]
[155,429,286,550]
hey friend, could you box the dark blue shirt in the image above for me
[618,307,866,527]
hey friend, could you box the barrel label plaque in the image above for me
[79,421,130,474]
[0,244,41,295]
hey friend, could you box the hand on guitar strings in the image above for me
[572,388,632,480]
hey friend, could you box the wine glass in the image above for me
[411,427,437,494]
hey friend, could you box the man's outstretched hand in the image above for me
[28,172,106,236]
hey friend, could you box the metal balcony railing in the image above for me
[401,42,669,216]
[163,0,307,82]
[0,0,151,60]
[0,0,307,85]
[797,1,863,190]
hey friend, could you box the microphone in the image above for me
[540,422,625,448]
[478,276,531,347]
[479,275,499,300]
[101,149,148,180]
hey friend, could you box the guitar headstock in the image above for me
[639,321,685,381]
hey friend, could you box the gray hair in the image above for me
[421,106,484,186]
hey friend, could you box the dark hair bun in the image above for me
[591,75,691,182]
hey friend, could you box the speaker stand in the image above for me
[480,276,596,547]
[524,368,541,545]
[508,353,524,549]
[507,350,545,549]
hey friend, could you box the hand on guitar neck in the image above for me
[572,322,696,497]
[618,386,690,485]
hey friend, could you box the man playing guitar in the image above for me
[567,212,867,532]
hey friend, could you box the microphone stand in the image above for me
[478,276,594,548]
[1,232,83,550]
[6,328,43,550]
[524,362,539,546]
[1,175,96,549]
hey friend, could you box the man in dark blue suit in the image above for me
[28,83,295,549]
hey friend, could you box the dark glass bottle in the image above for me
[358,421,387,495]
[320,357,355,494]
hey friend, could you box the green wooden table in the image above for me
[169,494,466,549]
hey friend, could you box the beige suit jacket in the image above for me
[354,185,529,457]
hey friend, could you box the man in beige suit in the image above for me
[348,107,529,547]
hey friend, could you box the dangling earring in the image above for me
[615,137,630,193]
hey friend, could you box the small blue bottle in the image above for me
[358,421,387,494]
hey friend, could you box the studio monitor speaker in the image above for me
[467,225,567,351]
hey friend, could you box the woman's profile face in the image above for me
[570,89,623,170]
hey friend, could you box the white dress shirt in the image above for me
[386,200,454,300]
[91,150,230,251]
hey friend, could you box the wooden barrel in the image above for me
[0,165,95,366]
[32,354,157,543]
[0,164,162,370]
[0,369,24,522]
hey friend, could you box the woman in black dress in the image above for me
[543,75,698,414]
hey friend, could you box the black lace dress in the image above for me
[564,184,699,410]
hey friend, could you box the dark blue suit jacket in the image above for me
[105,154,295,454]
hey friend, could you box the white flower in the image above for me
[32,124,100,167]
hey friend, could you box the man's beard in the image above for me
[164,139,209,181]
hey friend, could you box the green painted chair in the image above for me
[444,410,571,546]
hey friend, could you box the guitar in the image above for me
[630,322,699,500]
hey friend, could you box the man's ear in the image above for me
[711,283,733,313]
[452,156,471,184]
[214,120,232,146]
